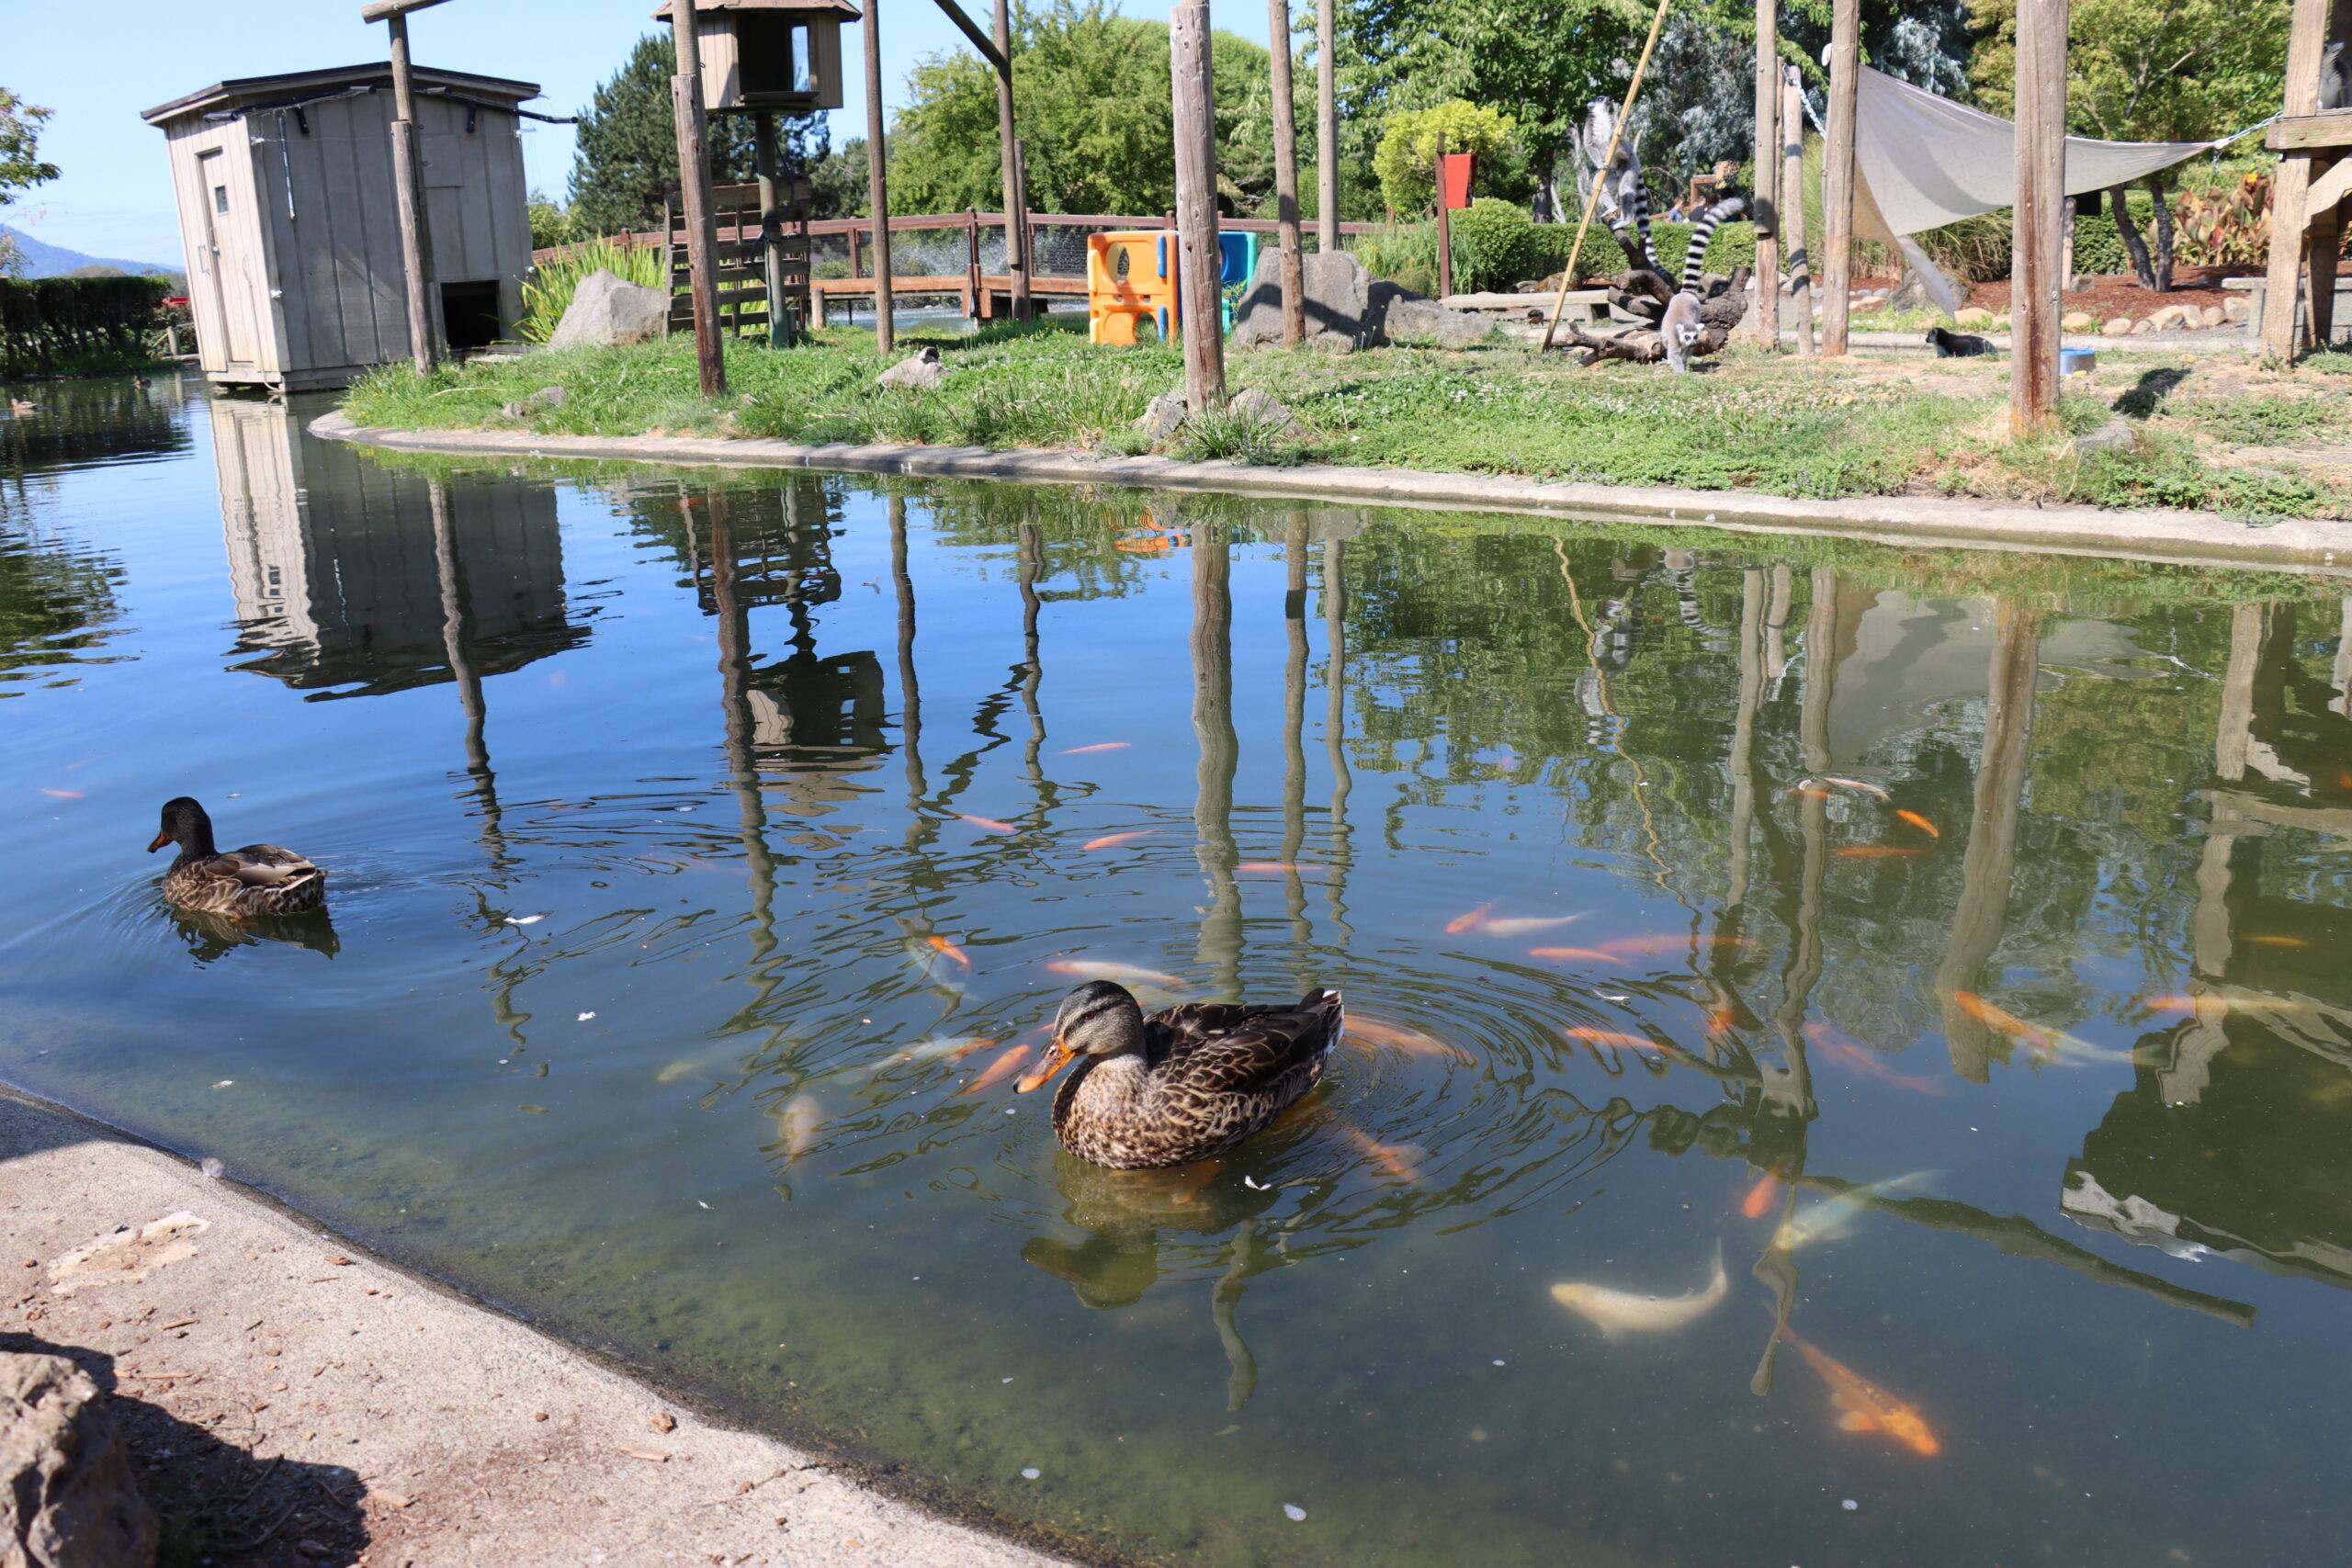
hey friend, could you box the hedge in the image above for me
[1527,219,1758,284]
[0,276,175,378]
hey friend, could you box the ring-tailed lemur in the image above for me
[1577,99,1657,274]
[1660,195,1747,373]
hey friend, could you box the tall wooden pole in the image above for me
[753,112,794,348]
[1316,0,1339,251]
[1750,0,1780,348]
[2010,0,2069,435]
[991,0,1030,320]
[1434,133,1454,299]
[669,3,728,396]
[1820,0,1859,356]
[1268,0,1306,344]
[1782,63,1814,355]
[384,14,437,374]
[863,0,894,352]
[2261,0,2333,360]
[1170,0,1226,412]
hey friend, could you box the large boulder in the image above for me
[1369,283,1495,348]
[1,1353,157,1568]
[547,268,670,351]
[1229,250,1374,351]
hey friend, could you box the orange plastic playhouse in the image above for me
[1086,231,1177,345]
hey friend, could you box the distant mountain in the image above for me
[1,224,181,281]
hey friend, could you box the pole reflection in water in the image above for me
[1192,517,1241,998]
[1281,513,1311,974]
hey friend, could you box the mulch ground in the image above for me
[1960,266,2253,319]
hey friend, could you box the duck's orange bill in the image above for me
[146,830,171,853]
[1015,1037,1076,1093]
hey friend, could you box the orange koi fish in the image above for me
[1082,829,1158,851]
[1565,1026,1667,1054]
[959,1043,1032,1095]
[1346,1016,1470,1062]
[1834,845,1925,860]
[1342,1127,1424,1183]
[1237,861,1322,875]
[1061,742,1130,755]
[958,814,1018,833]
[775,1094,822,1162]
[1741,1171,1783,1219]
[925,934,971,968]
[1046,958,1186,988]
[1529,945,1618,964]
[1894,810,1940,840]
[2247,934,2312,950]
[1779,1325,1941,1457]
[1480,915,1587,937]
[1818,776,1893,801]
[1705,1001,1739,1039]
[1114,536,1171,555]
[1790,786,1835,801]
[1600,934,1751,957]
[1804,1023,1951,1096]
[39,788,84,799]
[1445,900,1499,935]
[1947,993,2123,1066]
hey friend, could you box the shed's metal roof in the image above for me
[143,63,541,125]
[652,0,863,18]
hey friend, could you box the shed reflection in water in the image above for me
[3,384,2351,1567]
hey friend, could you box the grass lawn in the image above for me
[340,317,2352,521]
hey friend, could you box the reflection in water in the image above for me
[8,389,2352,1568]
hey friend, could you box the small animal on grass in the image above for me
[147,796,327,919]
[1660,196,1747,373]
[1927,326,1996,358]
[1014,980,1342,1168]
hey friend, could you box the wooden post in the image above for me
[1433,133,1453,299]
[966,206,981,318]
[1782,63,1813,356]
[1316,0,1339,253]
[669,1,728,396]
[991,0,1030,320]
[1820,0,1860,356]
[1268,0,1306,344]
[1750,0,1780,348]
[1012,138,1033,317]
[754,112,794,348]
[384,13,437,374]
[1170,0,1227,412]
[863,0,894,352]
[2010,0,2069,436]
[2263,0,2333,360]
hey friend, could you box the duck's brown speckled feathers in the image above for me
[1052,989,1341,1169]
[163,844,328,919]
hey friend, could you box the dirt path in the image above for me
[1,1091,1063,1568]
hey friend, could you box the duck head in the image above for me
[148,796,217,858]
[1017,981,1146,1093]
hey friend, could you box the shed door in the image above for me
[197,150,261,367]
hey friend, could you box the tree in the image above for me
[0,86,61,277]
[1373,100,1517,214]
[565,35,829,239]
[1968,0,2287,288]
[887,1,1295,217]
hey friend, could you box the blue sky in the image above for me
[5,0,1263,267]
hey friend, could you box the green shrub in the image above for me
[2071,214,2128,276]
[1522,219,1757,284]
[0,276,174,378]
[517,240,666,344]
[1449,199,1537,293]
[1918,213,2012,282]
[1349,221,1442,297]
[1373,100,1518,216]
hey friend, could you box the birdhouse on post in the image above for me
[655,0,854,115]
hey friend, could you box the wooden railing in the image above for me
[533,210,1381,268]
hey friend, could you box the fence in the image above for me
[0,276,176,378]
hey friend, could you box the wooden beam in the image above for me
[1820,0,1859,355]
[2010,0,2068,436]
[670,4,728,395]
[2264,0,2334,359]
[928,0,1008,73]
[359,0,450,19]
[2267,112,2352,152]
[380,12,437,374]
[2312,157,2345,344]
[1316,0,1339,252]
[1433,133,1453,300]
[991,0,1029,319]
[1268,0,1306,344]
[2309,154,2352,217]
[1170,0,1226,412]
[1750,0,1779,348]
[864,0,895,352]
[1782,63,1813,355]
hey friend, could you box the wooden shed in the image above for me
[654,0,856,115]
[144,64,540,392]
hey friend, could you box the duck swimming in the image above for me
[147,796,327,919]
[1016,981,1342,1169]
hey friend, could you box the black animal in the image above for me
[1927,326,1996,358]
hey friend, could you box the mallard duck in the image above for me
[1014,981,1342,1168]
[147,796,326,919]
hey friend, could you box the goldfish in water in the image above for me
[1082,829,1158,851]
[958,814,1018,833]
[775,1094,823,1162]
[1479,914,1588,937]
[959,1043,1033,1094]
[875,1036,995,1072]
[1790,786,1836,802]
[1046,958,1185,989]
[1834,845,1926,860]
[2247,934,2312,950]
[1529,946,1619,964]
[1804,1023,1952,1096]
[1236,861,1322,876]
[1346,1016,1471,1062]
[1445,901,1498,934]
[1549,1241,1727,1337]
[1947,993,2132,1066]
[1600,934,1751,958]
[1741,1172,1783,1219]
[1817,776,1893,801]
[1342,1127,1424,1182]
[1060,742,1130,755]
[1565,1025,1668,1055]
[1780,1325,1941,1456]
[1704,1001,1739,1039]
[1772,1171,1939,1251]
[926,934,972,968]
[39,788,84,800]
[1894,809,1940,840]
[2141,994,2311,1017]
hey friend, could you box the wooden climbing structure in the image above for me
[2261,0,2352,358]
[664,181,811,342]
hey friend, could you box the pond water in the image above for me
[5,378,2352,1567]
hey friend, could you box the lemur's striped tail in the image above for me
[1679,196,1748,295]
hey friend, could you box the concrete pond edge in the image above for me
[308,411,2351,581]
